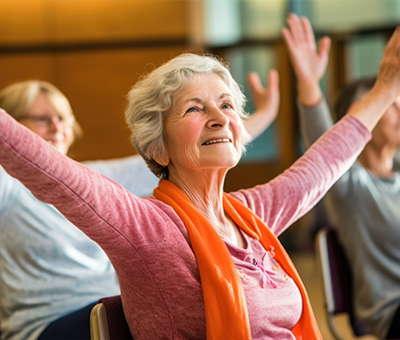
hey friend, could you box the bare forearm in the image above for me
[244,110,275,139]
[297,81,323,107]
[347,84,396,131]
[348,26,400,130]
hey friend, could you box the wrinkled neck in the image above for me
[168,167,245,247]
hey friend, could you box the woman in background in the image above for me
[283,13,400,339]
[0,80,159,340]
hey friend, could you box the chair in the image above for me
[316,227,370,340]
[90,295,133,340]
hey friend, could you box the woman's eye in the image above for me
[222,103,233,110]
[185,107,198,114]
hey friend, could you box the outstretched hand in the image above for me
[282,13,330,86]
[244,69,280,139]
[282,13,331,105]
[348,26,400,131]
[374,27,400,98]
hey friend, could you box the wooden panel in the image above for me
[52,0,190,43]
[329,38,348,104]
[0,0,190,46]
[0,54,55,89]
[275,41,298,169]
[0,0,48,45]
[55,46,189,161]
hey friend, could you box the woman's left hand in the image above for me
[348,26,400,131]
[244,69,280,139]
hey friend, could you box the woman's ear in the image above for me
[153,152,169,168]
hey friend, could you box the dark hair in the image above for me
[334,76,377,121]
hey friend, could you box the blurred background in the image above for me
[0,1,398,337]
[0,0,397,187]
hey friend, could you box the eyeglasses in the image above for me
[18,114,73,127]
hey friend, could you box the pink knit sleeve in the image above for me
[231,115,371,236]
[0,109,164,249]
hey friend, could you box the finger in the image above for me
[386,26,400,53]
[247,72,264,94]
[282,27,296,52]
[287,13,306,45]
[267,69,280,92]
[266,69,280,116]
[318,36,331,59]
[301,16,316,49]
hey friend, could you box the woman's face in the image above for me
[163,73,244,176]
[19,92,74,155]
[372,97,400,149]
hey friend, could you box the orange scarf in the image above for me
[153,179,321,340]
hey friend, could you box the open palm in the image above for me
[282,14,330,86]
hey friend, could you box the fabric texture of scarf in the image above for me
[153,179,322,340]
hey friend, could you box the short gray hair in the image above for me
[125,53,251,178]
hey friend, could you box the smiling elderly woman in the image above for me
[125,53,252,180]
[1,33,400,339]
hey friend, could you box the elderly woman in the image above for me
[1,25,400,339]
[0,78,276,340]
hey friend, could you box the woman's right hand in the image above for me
[282,13,331,106]
[348,26,400,131]
[374,27,400,99]
[244,69,280,139]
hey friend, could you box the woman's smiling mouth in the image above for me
[203,138,231,145]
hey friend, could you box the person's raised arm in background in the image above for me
[282,13,333,147]
[284,14,400,340]
[244,69,280,139]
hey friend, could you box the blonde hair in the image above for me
[125,53,251,178]
[0,80,82,140]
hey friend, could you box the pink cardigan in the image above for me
[0,109,370,339]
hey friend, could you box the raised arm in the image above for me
[243,69,280,139]
[236,24,400,235]
[83,155,159,197]
[282,13,333,147]
[233,113,371,236]
[0,110,156,247]
[284,14,400,133]
[348,27,400,130]
[282,13,331,107]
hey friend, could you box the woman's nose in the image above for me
[48,116,65,130]
[207,105,229,128]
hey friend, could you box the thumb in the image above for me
[247,72,264,94]
[318,36,331,59]
[267,69,280,93]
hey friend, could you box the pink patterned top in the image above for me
[0,109,370,339]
